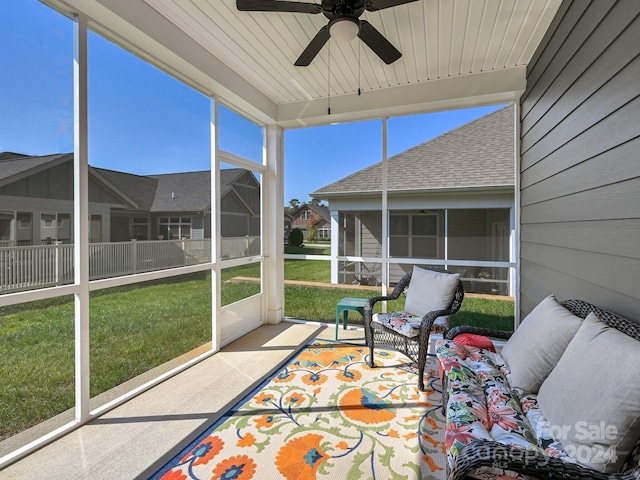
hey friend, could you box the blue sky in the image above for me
[1,0,503,204]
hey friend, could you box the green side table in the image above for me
[335,297,368,340]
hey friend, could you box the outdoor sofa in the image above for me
[436,296,640,480]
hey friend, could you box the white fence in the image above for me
[220,236,260,260]
[0,239,212,294]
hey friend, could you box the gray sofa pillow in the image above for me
[537,312,640,473]
[501,295,582,393]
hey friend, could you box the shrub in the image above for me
[290,228,304,247]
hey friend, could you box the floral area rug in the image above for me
[150,340,447,480]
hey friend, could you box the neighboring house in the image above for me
[289,203,331,242]
[311,105,515,295]
[0,152,260,250]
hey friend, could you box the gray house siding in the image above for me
[0,162,73,200]
[361,213,381,257]
[519,0,640,320]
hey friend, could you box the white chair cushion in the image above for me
[372,311,449,338]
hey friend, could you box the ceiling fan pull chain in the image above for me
[358,40,361,96]
[328,40,331,115]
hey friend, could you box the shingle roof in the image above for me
[310,204,330,220]
[312,105,515,197]
[0,152,31,161]
[219,169,247,197]
[0,153,250,213]
[149,171,211,212]
[292,203,330,221]
[94,168,159,211]
[0,153,70,184]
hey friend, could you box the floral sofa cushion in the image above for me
[372,311,449,338]
[436,339,576,480]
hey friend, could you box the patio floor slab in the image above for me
[1,321,369,479]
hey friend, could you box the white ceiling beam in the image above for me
[276,66,527,128]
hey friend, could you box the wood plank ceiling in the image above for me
[144,0,562,106]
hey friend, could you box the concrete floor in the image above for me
[0,322,369,480]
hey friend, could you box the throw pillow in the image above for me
[453,333,496,352]
[501,295,582,393]
[403,266,460,317]
[537,312,640,473]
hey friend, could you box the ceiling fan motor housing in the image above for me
[321,0,365,20]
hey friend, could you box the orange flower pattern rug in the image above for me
[151,340,447,480]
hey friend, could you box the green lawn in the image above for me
[0,273,214,440]
[284,244,331,255]
[0,261,513,441]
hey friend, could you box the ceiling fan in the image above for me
[236,0,419,66]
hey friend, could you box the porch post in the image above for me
[264,124,284,324]
[381,117,389,297]
[73,13,90,423]
[509,206,517,298]
[330,209,339,284]
[211,96,221,351]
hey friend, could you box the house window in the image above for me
[389,213,438,258]
[57,213,71,242]
[159,216,191,240]
[40,212,72,243]
[17,213,32,229]
[317,225,330,239]
[301,210,310,220]
[0,211,12,242]
[17,212,33,245]
[41,213,55,229]
[133,217,149,240]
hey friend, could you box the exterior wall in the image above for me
[0,162,73,200]
[361,213,381,256]
[0,161,128,244]
[519,0,640,320]
[449,210,489,261]
[221,213,250,237]
[0,194,113,243]
[192,216,205,239]
[110,215,131,242]
[341,208,511,289]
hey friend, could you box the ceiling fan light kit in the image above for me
[236,0,419,66]
[329,17,359,42]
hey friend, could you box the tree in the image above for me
[309,198,324,207]
[306,212,320,242]
[290,228,303,247]
[284,198,300,215]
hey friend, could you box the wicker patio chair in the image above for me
[443,299,640,480]
[363,266,464,391]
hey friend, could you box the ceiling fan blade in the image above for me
[358,20,402,64]
[365,0,419,12]
[295,25,330,66]
[237,0,322,14]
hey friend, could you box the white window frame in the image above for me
[389,212,439,258]
[159,216,192,240]
[41,212,56,229]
